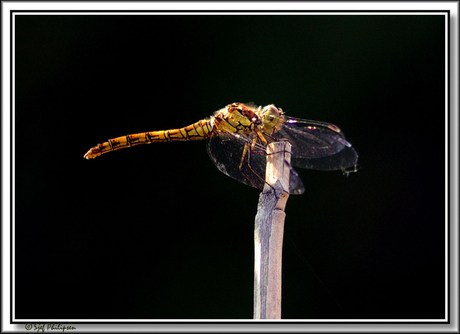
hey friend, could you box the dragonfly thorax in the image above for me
[211,103,261,135]
[211,103,285,136]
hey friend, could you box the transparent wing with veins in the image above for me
[274,116,358,171]
[206,131,306,195]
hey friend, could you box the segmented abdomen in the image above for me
[84,119,214,159]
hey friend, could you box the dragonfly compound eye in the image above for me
[261,105,284,134]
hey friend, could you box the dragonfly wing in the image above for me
[287,165,305,195]
[207,132,305,194]
[207,132,266,190]
[276,117,358,171]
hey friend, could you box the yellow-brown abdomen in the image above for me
[84,119,214,159]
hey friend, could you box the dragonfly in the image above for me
[84,102,358,194]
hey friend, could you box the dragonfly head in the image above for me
[260,104,285,135]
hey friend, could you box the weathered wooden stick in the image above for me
[253,140,291,319]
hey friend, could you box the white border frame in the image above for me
[2,1,458,332]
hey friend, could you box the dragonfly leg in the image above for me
[254,130,290,158]
[261,136,291,160]
[253,131,291,164]
[254,128,269,146]
[238,142,263,190]
[239,136,276,193]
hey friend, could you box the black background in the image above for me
[14,13,446,319]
